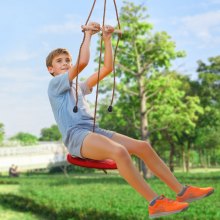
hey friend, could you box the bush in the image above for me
[10,132,38,146]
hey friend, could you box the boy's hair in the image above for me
[46,48,72,76]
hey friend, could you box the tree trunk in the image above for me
[185,142,191,172]
[164,131,175,172]
[182,148,186,172]
[138,75,149,178]
[139,76,149,140]
[169,144,175,172]
[206,150,210,168]
[199,149,204,168]
[200,149,208,168]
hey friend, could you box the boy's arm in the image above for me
[86,25,114,89]
[68,22,101,82]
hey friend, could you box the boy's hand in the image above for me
[86,22,101,35]
[102,25,114,41]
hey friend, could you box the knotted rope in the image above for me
[73,0,122,132]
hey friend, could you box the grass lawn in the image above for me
[0,170,219,220]
[0,204,41,220]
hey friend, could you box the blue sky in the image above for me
[0,0,220,138]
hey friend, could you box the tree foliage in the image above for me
[101,1,186,139]
[39,124,61,141]
[97,1,220,171]
[0,123,4,144]
[191,56,220,167]
[10,132,38,146]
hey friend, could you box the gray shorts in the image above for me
[65,126,115,158]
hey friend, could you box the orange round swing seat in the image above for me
[67,154,117,170]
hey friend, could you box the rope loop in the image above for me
[74,0,122,132]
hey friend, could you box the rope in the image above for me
[93,0,107,132]
[73,0,122,133]
[73,0,97,113]
[108,0,122,112]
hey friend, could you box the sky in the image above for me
[0,0,220,138]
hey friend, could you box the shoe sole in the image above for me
[181,189,214,203]
[149,206,189,219]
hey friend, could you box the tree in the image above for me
[97,1,187,175]
[197,56,220,105]
[190,56,220,167]
[147,71,203,172]
[113,2,185,140]
[39,124,61,141]
[10,132,38,146]
[0,123,5,144]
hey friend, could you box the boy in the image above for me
[47,22,214,218]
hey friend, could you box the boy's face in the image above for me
[48,53,72,76]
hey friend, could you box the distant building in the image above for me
[0,142,68,172]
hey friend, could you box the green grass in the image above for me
[0,205,41,220]
[0,171,219,220]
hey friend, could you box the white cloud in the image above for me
[180,10,220,46]
[0,66,47,83]
[209,0,220,4]
[0,92,55,138]
[0,66,54,137]
[38,12,120,35]
[38,15,80,34]
[200,0,220,7]
[39,22,79,34]
[0,66,48,105]
[2,49,37,63]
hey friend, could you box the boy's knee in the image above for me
[136,141,153,155]
[113,145,129,160]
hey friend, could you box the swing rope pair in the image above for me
[73,0,122,132]
[67,0,122,171]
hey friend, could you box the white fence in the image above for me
[0,142,68,172]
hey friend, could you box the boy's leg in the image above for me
[111,133,183,193]
[111,133,214,202]
[81,132,189,218]
[81,132,158,202]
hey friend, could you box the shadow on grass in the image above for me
[1,172,127,186]
[50,175,127,187]
[0,193,140,220]
[0,179,19,185]
[174,172,220,183]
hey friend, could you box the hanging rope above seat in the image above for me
[73,0,122,124]
[67,0,122,171]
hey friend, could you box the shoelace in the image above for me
[158,195,175,204]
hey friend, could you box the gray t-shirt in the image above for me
[48,72,94,144]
